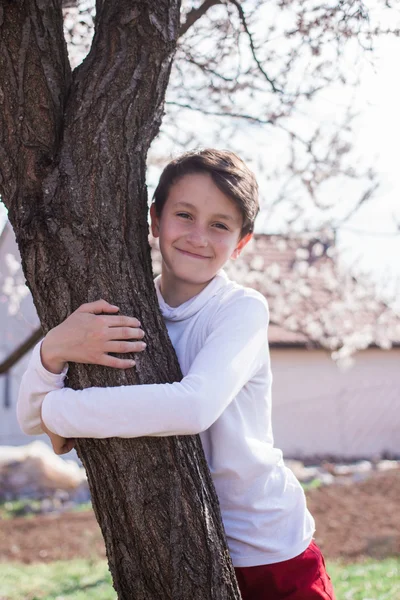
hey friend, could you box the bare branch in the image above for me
[227,0,282,93]
[179,0,222,37]
[335,182,380,225]
[0,328,42,375]
[166,100,274,125]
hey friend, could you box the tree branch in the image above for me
[64,1,181,193]
[227,0,282,94]
[0,328,42,375]
[179,0,222,37]
[166,100,274,124]
[0,1,71,227]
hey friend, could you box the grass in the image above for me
[0,557,399,600]
[0,559,114,600]
[328,558,400,599]
[0,500,93,520]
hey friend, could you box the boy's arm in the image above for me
[16,342,69,435]
[16,299,145,436]
[41,296,270,439]
[40,404,75,455]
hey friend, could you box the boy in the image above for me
[17,149,335,599]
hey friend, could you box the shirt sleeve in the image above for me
[41,295,270,439]
[16,341,69,435]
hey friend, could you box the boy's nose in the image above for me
[186,231,208,247]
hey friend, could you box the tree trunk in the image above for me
[0,1,241,598]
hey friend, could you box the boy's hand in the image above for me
[41,410,75,455]
[41,299,146,373]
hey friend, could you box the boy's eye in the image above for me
[176,212,191,219]
[214,223,229,231]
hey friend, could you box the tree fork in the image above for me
[0,1,241,597]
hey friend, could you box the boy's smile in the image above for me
[151,172,252,307]
[175,248,212,259]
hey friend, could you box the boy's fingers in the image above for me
[76,307,141,327]
[105,315,141,328]
[64,439,75,453]
[105,326,144,340]
[105,340,146,354]
[101,355,136,369]
[77,299,119,314]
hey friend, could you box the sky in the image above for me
[331,36,400,296]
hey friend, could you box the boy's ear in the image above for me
[150,203,160,238]
[231,232,253,260]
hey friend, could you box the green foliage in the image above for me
[0,500,42,520]
[0,557,399,599]
[70,501,93,513]
[301,478,323,491]
[0,500,93,520]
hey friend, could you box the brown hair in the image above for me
[152,148,259,237]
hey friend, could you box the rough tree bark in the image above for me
[0,1,241,598]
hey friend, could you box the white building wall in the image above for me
[270,347,400,459]
[0,223,49,448]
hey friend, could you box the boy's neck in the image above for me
[160,268,215,308]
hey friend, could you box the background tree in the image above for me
[1,0,399,598]
[60,0,400,355]
[62,0,399,224]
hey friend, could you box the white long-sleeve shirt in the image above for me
[17,270,315,567]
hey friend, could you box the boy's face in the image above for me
[151,172,252,290]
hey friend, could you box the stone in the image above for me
[285,460,319,482]
[0,441,87,499]
[377,460,400,472]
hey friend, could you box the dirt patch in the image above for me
[1,470,399,564]
[307,469,400,561]
[0,511,106,564]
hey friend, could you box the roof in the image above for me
[150,232,400,356]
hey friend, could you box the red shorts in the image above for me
[234,541,335,600]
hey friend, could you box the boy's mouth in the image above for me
[175,248,211,259]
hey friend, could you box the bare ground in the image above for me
[1,470,399,564]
